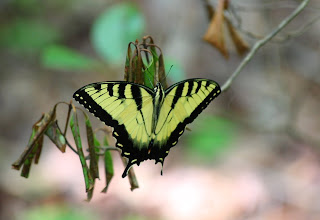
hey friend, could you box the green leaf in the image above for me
[85,118,99,179]
[186,116,237,160]
[102,149,114,193]
[91,3,145,65]
[93,135,101,148]
[101,136,113,193]
[69,111,94,192]
[45,120,66,152]
[34,136,44,164]
[87,135,102,201]
[0,19,60,53]
[143,49,158,89]
[21,129,44,178]
[103,136,109,147]
[42,45,98,70]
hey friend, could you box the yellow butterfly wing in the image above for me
[150,79,221,167]
[73,82,155,176]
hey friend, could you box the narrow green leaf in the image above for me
[102,149,114,193]
[93,135,101,148]
[144,48,158,89]
[85,117,99,179]
[45,120,66,152]
[91,3,145,64]
[101,137,113,192]
[86,171,96,202]
[21,129,44,178]
[86,184,94,202]
[86,135,104,201]
[69,110,94,192]
[34,135,43,164]
[103,136,109,148]
[42,45,98,70]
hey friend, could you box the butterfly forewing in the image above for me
[73,82,155,164]
[151,79,221,163]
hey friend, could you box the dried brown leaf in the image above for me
[12,109,56,170]
[203,0,229,58]
[226,19,249,56]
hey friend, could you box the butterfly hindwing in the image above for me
[150,79,221,164]
[73,82,155,175]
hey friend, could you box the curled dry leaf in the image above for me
[203,0,229,58]
[203,0,249,58]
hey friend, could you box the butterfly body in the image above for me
[73,79,220,177]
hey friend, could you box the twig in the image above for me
[236,14,320,41]
[234,1,318,12]
[221,0,311,92]
[276,14,320,42]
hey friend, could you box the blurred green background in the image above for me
[1,0,320,219]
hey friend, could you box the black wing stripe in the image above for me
[118,83,126,99]
[205,80,211,88]
[93,84,102,91]
[150,79,221,166]
[167,83,220,146]
[131,84,142,110]
[195,81,202,93]
[107,84,113,96]
[186,81,193,97]
[171,83,184,108]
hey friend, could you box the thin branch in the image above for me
[221,0,311,92]
[276,14,320,42]
[234,1,318,12]
[235,14,320,42]
[65,138,79,154]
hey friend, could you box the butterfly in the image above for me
[73,78,220,177]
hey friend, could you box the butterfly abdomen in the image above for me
[151,83,165,132]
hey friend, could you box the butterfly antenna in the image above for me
[165,65,173,81]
